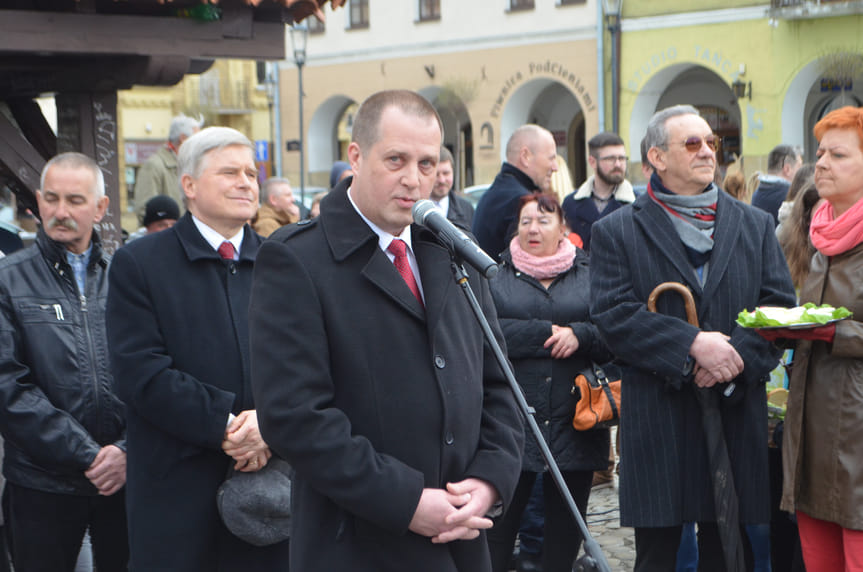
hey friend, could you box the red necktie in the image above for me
[218,241,235,260]
[387,239,423,307]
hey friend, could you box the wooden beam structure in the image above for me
[0,0,308,253]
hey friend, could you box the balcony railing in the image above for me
[199,73,251,114]
[769,0,863,19]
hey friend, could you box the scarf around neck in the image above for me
[810,197,863,256]
[648,172,718,267]
[509,235,576,280]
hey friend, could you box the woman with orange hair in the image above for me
[770,106,863,571]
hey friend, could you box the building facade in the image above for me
[618,0,863,184]
[277,0,602,192]
[118,60,272,231]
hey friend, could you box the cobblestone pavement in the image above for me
[578,476,636,571]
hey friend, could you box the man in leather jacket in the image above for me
[0,152,128,571]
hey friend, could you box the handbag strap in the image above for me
[593,363,620,421]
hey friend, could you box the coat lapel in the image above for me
[412,225,456,333]
[632,194,703,295]
[321,184,426,321]
[361,244,426,321]
[701,193,743,305]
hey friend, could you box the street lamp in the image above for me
[603,0,623,135]
[264,61,283,178]
[290,23,308,206]
[732,78,752,101]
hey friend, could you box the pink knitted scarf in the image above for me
[508,236,576,280]
[810,198,863,256]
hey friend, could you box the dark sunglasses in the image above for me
[682,134,719,152]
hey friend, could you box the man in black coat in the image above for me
[590,105,796,570]
[751,143,802,225]
[0,153,127,571]
[472,125,558,261]
[107,127,287,570]
[432,146,474,230]
[250,90,524,572]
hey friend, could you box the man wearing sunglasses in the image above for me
[561,132,636,252]
[589,105,796,571]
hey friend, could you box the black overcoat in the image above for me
[446,191,475,230]
[106,214,287,571]
[249,183,524,572]
[589,191,796,527]
[489,250,611,472]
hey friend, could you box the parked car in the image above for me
[462,184,490,207]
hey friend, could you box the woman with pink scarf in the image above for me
[485,193,612,572]
[772,106,863,571]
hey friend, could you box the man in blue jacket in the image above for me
[472,125,558,261]
[0,152,128,571]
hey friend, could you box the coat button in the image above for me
[434,355,446,369]
[544,420,549,426]
[445,432,454,445]
[545,377,552,384]
[229,264,237,275]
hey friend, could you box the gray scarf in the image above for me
[648,174,718,269]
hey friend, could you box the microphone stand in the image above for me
[449,259,611,572]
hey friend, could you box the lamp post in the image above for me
[603,0,623,135]
[290,24,308,206]
[264,61,283,177]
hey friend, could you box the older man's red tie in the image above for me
[218,241,235,260]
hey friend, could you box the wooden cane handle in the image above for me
[647,282,699,327]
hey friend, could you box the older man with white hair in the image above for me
[107,126,287,570]
[252,177,300,237]
[134,113,203,223]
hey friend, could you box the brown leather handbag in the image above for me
[571,362,621,431]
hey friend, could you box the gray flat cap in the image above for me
[216,457,292,547]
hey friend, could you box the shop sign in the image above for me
[489,60,596,119]
[821,78,853,92]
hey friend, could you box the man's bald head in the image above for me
[504,125,558,192]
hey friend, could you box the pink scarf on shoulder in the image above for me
[810,198,863,256]
[509,236,576,280]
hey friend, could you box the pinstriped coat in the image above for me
[589,190,796,527]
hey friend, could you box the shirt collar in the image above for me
[65,243,92,267]
[191,215,244,257]
[346,186,414,253]
[433,193,450,214]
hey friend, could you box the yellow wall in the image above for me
[117,59,271,232]
[622,16,860,151]
[625,0,763,18]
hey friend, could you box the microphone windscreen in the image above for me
[412,199,437,226]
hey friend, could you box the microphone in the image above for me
[412,199,499,279]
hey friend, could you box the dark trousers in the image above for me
[3,482,128,572]
[516,474,544,555]
[487,470,593,572]
[635,523,754,572]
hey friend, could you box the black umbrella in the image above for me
[647,282,746,571]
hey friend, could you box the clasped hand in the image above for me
[689,331,744,388]
[408,478,498,544]
[544,325,579,359]
[222,410,272,472]
[85,444,126,496]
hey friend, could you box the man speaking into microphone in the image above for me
[249,89,524,572]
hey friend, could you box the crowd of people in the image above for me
[0,90,861,572]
